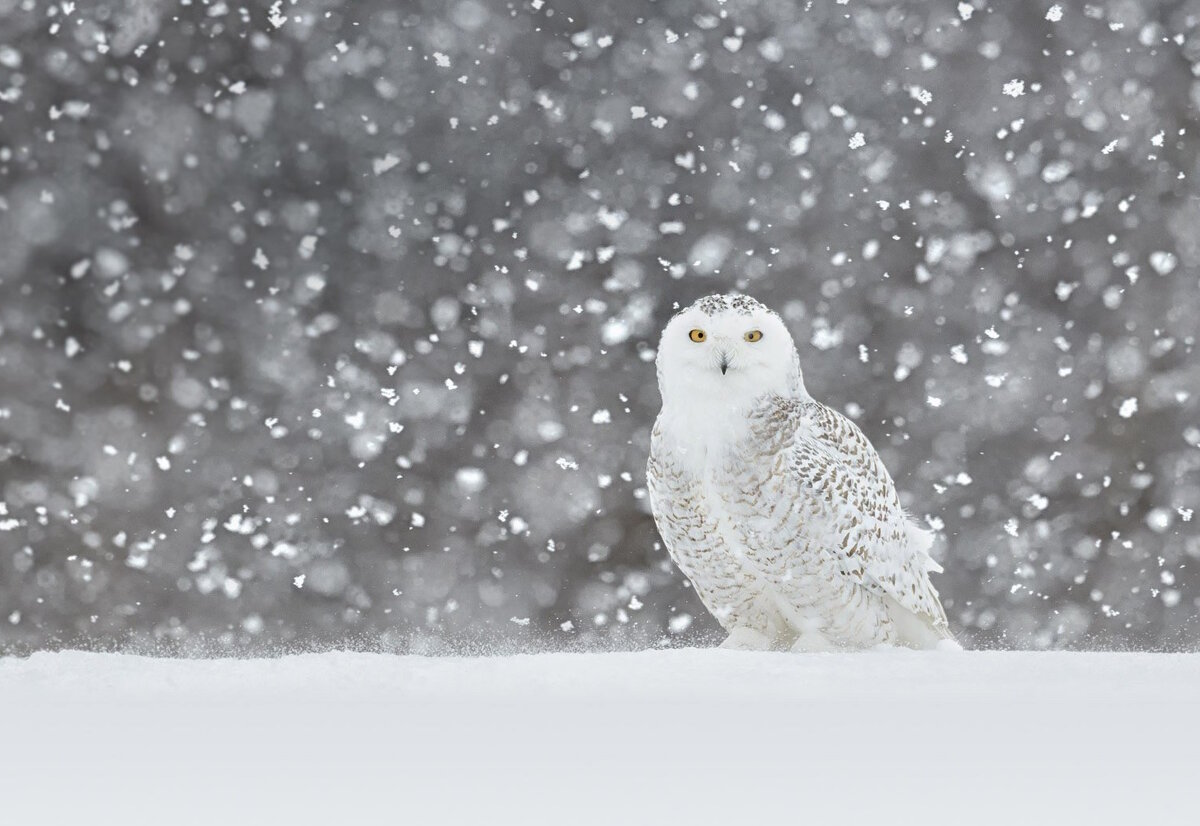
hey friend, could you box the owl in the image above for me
[646,294,957,651]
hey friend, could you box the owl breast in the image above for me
[647,404,895,649]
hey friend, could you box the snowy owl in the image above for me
[646,294,956,651]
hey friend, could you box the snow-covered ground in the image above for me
[3,649,1197,825]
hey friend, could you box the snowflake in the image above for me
[1002,79,1025,98]
[373,154,400,175]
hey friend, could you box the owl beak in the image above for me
[718,353,730,375]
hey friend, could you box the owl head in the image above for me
[655,294,807,408]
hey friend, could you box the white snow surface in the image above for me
[3,649,1198,825]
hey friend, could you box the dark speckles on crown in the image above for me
[687,294,773,317]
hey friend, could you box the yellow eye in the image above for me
[744,330,763,342]
[688,329,706,343]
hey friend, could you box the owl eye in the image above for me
[688,329,706,343]
[744,330,763,342]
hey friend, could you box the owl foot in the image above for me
[719,627,773,651]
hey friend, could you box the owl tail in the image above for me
[887,595,962,650]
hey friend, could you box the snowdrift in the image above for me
[3,649,1197,825]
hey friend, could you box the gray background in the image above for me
[1,0,1197,653]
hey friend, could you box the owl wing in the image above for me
[785,401,949,628]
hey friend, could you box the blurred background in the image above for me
[1,0,1197,654]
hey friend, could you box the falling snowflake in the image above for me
[1002,79,1025,98]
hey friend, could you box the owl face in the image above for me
[656,295,802,406]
